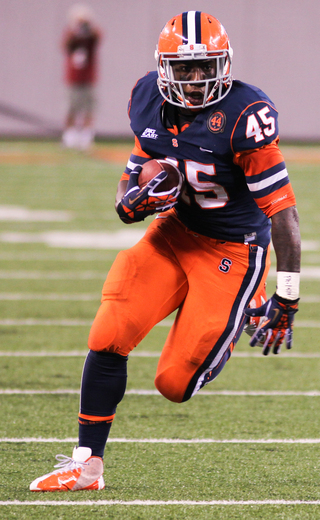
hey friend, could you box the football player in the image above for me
[30,11,300,491]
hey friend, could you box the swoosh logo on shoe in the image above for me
[58,475,77,487]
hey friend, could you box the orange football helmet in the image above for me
[155,11,233,109]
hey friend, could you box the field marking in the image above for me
[0,270,106,279]
[1,437,320,444]
[0,205,72,222]
[0,318,171,326]
[0,319,94,326]
[1,499,320,506]
[1,389,320,396]
[0,293,100,301]
[0,318,319,328]
[1,350,320,358]
[0,252,115,261]
[0,230,146,250]
[1,268,320,280]
[0,229,318,251]
[2,268,320,280]
[1,291,319,303]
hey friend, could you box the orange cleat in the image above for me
[30,446,104,492]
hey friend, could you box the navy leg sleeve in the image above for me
[79,350,127,457]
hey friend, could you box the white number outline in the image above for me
[245,105,276,143]
[166,158,229,210]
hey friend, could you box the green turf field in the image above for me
[0,140,320,519]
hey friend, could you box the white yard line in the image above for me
[0,238,317,258]
[0,270,106,279]
[0,292,319,302]
[1,499,320,506]
[1,437,320,444]
[0,319,94,326]
[0,350,319,358]
[1,267,320,279]
[1,389,320,396]
[0,230,146,249]
[0,350,91,357]
[0,228,318,252]
[0,293,100,301]
[0,318,319,328]
[0,206,71,222]
[0,252,114,261]
[0,318,172,326]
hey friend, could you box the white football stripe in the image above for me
[0,293,100,301]
[1,437,320,444]
[1,499,320,505]
[0,229,146,249]
[3,267,320,280]
[0,205,71,222]
[1,292,319,303]
[1,350,320,358]
[0,232,318,251]
[0,270,106,279]
[1,389,320,396]
[0,318,319,328]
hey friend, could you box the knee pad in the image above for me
[88,302,138,356]
[88,304,124,354]
[154,367,186,403]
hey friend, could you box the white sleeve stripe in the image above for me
[127,160,140,170]
[248,168,288,192]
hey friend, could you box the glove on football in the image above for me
[244,293,299,355]
[117,166,182,223]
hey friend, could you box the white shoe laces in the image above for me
[54,454,89,471]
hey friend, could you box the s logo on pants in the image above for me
[218,258,232,273]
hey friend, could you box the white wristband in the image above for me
[276,271,300,300]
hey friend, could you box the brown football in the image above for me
[138,159,183,192]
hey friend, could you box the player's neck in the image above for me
[163,103,200,133]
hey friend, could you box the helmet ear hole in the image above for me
[155,11,233,109]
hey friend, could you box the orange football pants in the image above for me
[88,211,270,403]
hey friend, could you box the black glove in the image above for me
[244,293,299,355]
[117,166,181,223]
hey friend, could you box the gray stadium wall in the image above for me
[0,0,319,141]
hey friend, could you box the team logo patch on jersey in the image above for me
[218,258,232,273]
[141,128,158,139]
[207,110,226,133]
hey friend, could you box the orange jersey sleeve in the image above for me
[233,139,296,218]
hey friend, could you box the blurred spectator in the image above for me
[61,4,102,150]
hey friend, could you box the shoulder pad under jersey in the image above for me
[230,81,279,154]
[128,71,162,133]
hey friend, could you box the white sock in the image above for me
[78,128,94,150]
[62,127,78,148]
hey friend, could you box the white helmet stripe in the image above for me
[182,11,202,45]
[187,11,196,44]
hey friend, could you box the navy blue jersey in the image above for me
[126,71,290,248]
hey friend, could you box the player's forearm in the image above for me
[271,206,301,299]
[271,206,301,272]
[115,180,128,211]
